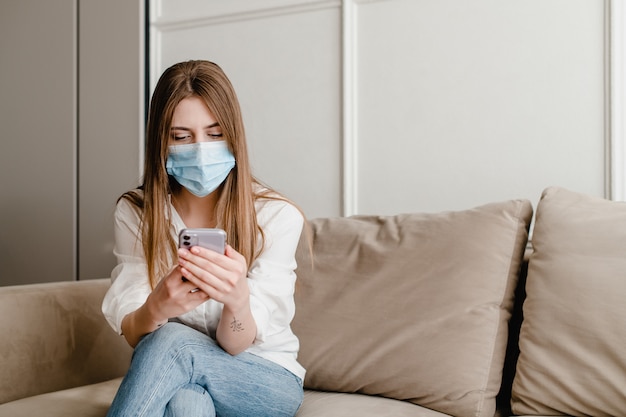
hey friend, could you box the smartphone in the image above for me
[178,228,226,254]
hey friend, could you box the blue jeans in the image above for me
[106,322,303,417]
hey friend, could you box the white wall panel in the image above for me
[152,2,342,218]
[611,0,626,201]
[153,0,335,23]
[356,0,607,215]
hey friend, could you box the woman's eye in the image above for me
[207,133,223,139]
[172,133,190,141]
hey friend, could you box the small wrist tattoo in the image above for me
[230,317,244,332]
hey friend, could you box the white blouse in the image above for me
[101,192,306,380]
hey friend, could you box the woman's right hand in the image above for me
[145,265,211,324]
[121,266,210,347]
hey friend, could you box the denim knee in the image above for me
[135,322,208,355]
[165,383,215,417]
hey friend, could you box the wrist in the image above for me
[143,295,168,328]
[223,295,251,317]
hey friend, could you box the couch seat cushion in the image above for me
[0,377,122,417]
[293,199,533,417]
[297,390,451,417]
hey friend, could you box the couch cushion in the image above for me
[297,390,450,417]
[511,187,626,415]
[293,199,533,417]
[0,279,132,404]
[0,377,122,417]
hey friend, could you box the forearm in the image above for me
[121,297,168,348]
[216,303,257,355]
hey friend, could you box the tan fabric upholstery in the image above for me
[0,279,132,404]
[297,390,451,417]
[511,187,626,415]
[293,199,533,417]
[0,380,450,417]
[0,378,122,417]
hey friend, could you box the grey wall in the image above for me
[0,0,144,286]
[78,1,144,280]
[0,0,76,286]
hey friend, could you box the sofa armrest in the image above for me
[0,279,132,404]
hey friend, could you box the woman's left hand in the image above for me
[177,244,249,312]
[178,244,257,355]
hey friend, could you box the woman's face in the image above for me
[169,96,224,145]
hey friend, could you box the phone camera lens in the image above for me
[183,235,190,240]
[183,241,190,246]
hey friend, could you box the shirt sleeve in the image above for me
[247,199,304,345]
[101,197,152,335]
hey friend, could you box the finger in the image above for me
[178,246,247,294]
[180,264,236,301]
[192,244,246,279]
[170,266,208,296]
[181,278,203,294]
[188,288,210,299]
[179,275,210,298]
[179,245,221,262]
[224,244,246,263]
[179,248,229,282]
[186,245,236,271]
[179,262,220,293]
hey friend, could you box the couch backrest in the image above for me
[0,279,132,404]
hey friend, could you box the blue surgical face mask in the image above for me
[166,141,235,197]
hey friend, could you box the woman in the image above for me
[102,60,305,417]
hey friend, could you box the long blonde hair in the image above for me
[121,60,289,288]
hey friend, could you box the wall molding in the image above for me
[610,0,626,201]
[342,0,357,216]
[149,1,341,87]
[151,0,340,31]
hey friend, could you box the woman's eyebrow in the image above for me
[170,123,220,130]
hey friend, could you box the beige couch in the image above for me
[1,187,625,416]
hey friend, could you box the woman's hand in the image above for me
[177,244,249,312]
[121,265,210,347]
[177,244,257,355]
[146,265,211,323]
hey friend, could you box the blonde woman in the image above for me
[102,60,305,417]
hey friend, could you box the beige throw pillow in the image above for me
[511,187,626,415]
[293,199,532,417]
